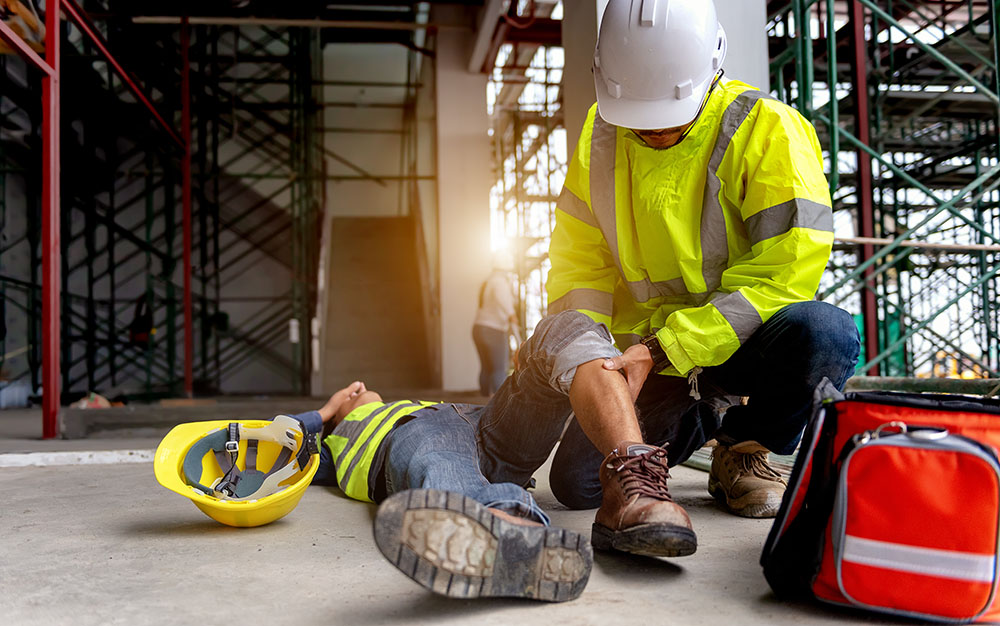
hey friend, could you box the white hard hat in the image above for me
[594,0,727,130]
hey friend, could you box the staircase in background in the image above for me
[323,216,432,391]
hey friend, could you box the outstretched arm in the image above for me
[317,381,383,433]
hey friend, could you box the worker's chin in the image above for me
[639,135,681,149]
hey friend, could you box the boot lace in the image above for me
[732,448,783,481]
[614,447,673,501]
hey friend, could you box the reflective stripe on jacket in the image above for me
[324,400,436,502]
[548,79,834,376]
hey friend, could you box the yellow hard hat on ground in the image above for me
[154,415,319,527]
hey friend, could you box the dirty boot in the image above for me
[373,488,593,602]
[592,442,697,557]
[708,440,787,518]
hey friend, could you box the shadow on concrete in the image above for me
[592,549,685,580]
[119,517,294,537]
[755,592,917,625]
[334,591,547,623]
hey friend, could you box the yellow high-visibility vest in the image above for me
[324,400,436,502]
[548,80,834,376]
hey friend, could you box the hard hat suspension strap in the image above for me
[214,423,242,497]
[245,439,259,472]
[294,418,319,471]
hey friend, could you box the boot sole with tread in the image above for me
[374,488,592,602]
[591,521,697,557]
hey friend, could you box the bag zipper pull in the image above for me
[853,421,909,446]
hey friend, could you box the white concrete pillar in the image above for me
[561,0,600,155]
[715,0,769,90]
[435,23,492,391]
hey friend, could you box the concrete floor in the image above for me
[0,405,909,625]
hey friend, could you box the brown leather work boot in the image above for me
[592,442,697,557]
[708,440,787,518]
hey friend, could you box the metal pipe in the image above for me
[319,127,406,134]
[0,18,55,75]
[893,0,994,69]
[61,0,184,148]
[826,0,839,194]
[821,165,1000,296]
[224,173,435,180]
[816,115,1000,247]
[0,134,5,376]
[195,27,207,385]
[993,0,1000,121]
[182,17,193,397]
[862,264,1000,373]
[144,149,155,397]
[836,236,1000,252]
[107,125,117,388]
[211,27,223,391]
[849,0,879,375]
[221,326,295,376]
[804,0,815,116]
[846,376,1000,396]
[219,78,423,88]
[856,0,1000,104]
[131,16,463,31]
[41,0,61,439]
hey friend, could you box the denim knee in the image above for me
[794,301,858,352]
[780,301,860,385]
[550,466,602,510]
[548,422,604,510]
[310,444,339,487]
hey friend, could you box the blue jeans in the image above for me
[312,404,551,524]
[478,303,859,509]
[473,324,509,396]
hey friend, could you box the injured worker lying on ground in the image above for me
[290,305,858,603]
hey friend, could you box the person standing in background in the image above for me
[473,253,520,396]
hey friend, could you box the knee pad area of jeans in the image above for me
[549,464,602,510]
[777,302,860,365]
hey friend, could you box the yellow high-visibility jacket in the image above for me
[324,400,437,502]
[548,80,834,377]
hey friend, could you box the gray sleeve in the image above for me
[549,329,623,394]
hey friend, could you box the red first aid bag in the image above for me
[762,382,1000,623]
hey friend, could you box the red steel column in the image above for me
[849,0,880,375]
[181,17,193,397]
[42,0,61,438]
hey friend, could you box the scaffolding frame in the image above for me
[0,3,326,435]
[769,0,1000,378]
[488,1,565,335]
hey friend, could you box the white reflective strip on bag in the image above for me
[843,535,996,583]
